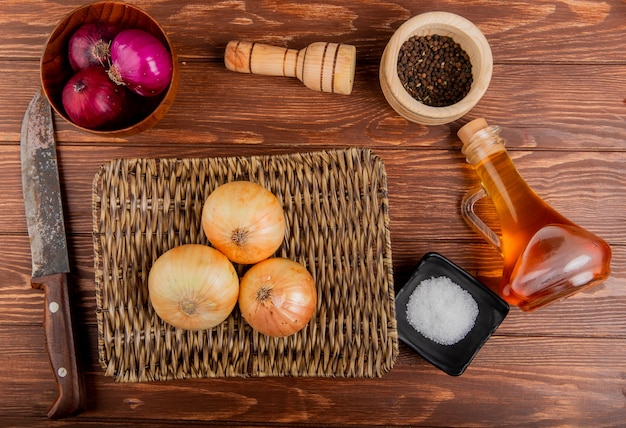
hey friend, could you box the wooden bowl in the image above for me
[41,1,178,136]
[379,12,492,126]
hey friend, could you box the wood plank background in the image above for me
[1,0,624,426]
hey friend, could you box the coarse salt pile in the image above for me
[406,276,479,345]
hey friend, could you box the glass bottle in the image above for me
[457,118,612,311]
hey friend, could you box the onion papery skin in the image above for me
[61,67,127,130]
[148,244,239,331]
[109,29,173,97]
[68,22,118,71]
[202,181,287,265]
[239,258,317,337]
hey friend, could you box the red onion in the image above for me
[67,22,118,71]
[62,67,127,129]
[108,29,173,97]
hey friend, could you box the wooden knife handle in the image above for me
[32,272,85,419]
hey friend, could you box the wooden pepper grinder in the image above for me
[225,40,356,95]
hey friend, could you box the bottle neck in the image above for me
[459,121,541,234]
[461,125,507,167]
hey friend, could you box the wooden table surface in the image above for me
[2,0,625,426]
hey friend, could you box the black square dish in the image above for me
[395,252,509,376]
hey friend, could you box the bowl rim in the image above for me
[380,11,493,124]
[40,0,178,136]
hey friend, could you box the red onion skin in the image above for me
[109,29,173,97]
[68,22,118,71]
[62,67,127,129]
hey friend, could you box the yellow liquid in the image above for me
[475,151,612,311]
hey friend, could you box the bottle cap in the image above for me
[458,118,489,146]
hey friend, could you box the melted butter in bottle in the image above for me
[458,118,612,311]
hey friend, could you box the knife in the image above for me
[21,89,85,419]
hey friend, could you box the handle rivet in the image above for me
[49,301,59,313]
[58,367,67,378]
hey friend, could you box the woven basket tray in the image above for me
[92,148,397,382]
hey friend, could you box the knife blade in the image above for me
[21,88,85,419]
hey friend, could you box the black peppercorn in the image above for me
[397,34,473,107]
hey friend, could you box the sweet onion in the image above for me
[202,181,286,265]
[238,257,317,337]
[61,66,127,129]
[67,22,118,71]
[108,28,173,97]
[148,244,239,330]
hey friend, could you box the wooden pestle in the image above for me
[225,40,356,95]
